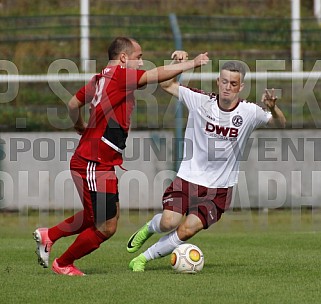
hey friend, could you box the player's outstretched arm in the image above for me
[138,52,209,87]
[160,50,189,98]
[262,89,286,128]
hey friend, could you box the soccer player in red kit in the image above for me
[33,37,209,276]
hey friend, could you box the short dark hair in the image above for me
[108,37,138,60]
[221,61,246,81]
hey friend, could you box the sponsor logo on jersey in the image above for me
[205,122,238,140]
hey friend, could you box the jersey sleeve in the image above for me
[75,75,98,104]
[178,85,208,110]
[117,68,146,91]
[252,104,272,128]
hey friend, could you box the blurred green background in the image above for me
[0,0,320,130]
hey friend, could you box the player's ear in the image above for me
[239,82,245,92]
[216,77,220,86]
[119,52,127,64]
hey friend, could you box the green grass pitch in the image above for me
[1,209,321,304]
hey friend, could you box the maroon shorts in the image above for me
[70,153,119,224]
[162,177,233,229]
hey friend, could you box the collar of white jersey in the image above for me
[217,96,244,112]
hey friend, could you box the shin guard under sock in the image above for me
[56,227,107,266]
[48,211,92,242]
[144,230,184,261]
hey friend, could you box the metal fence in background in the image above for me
[1,14,321,131]
[0,14,321,67]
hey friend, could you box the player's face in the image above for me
[125,41,144,70]
[217,69,244,104]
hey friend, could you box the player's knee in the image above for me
[105,225,117,237]
[160,216,178,232]
[98,221,118,238]
[160,210,182,232]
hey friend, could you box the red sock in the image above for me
[48,211,92,242]
[56,227,107,266]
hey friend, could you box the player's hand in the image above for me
[74,122,87,135]
[261,88,278,110]
[193,52,209,68]
[171,50,189,63]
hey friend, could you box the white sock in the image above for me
[147,213,163,233]
[143,230,184,261]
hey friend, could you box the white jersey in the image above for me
[177,86,272,188]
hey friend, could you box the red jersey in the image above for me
[74,65,146,165]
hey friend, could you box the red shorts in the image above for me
[162,177,233,229]
[70,153,119,224]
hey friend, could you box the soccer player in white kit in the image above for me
[127,52,286,272]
